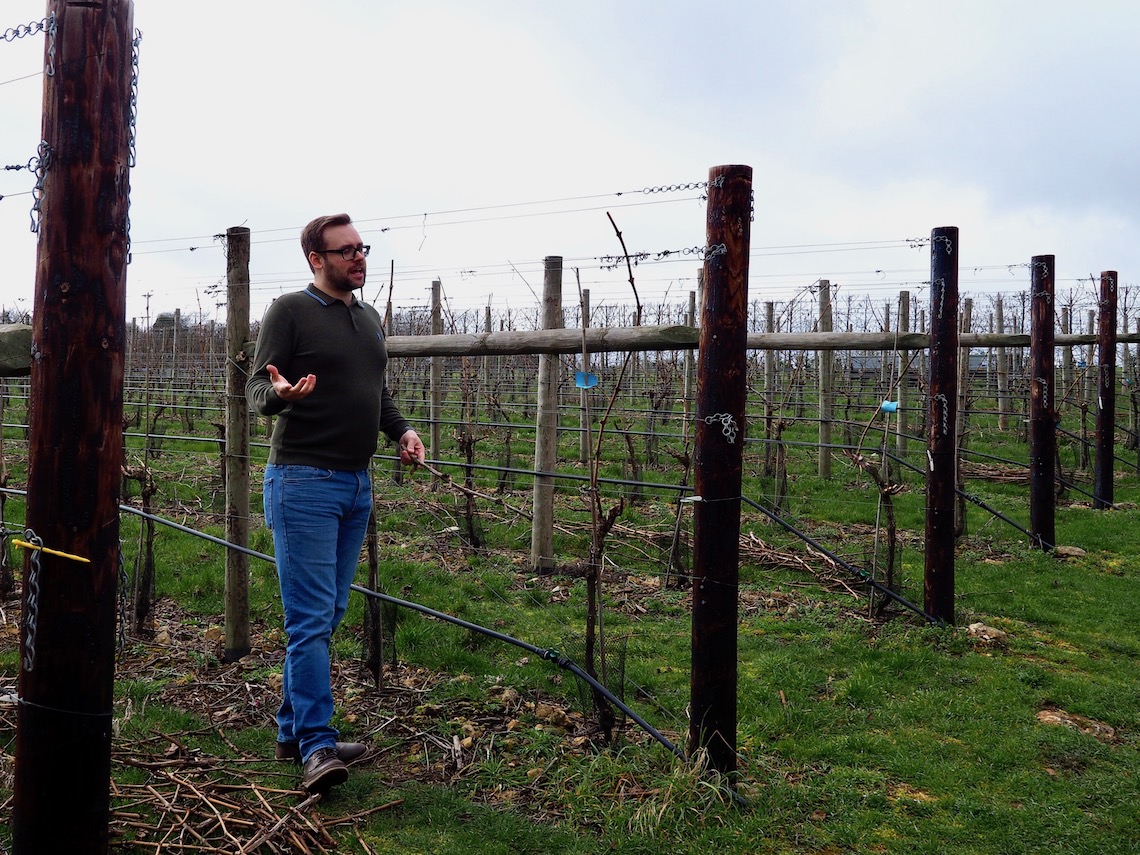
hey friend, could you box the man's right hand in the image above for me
[267,363,316,402]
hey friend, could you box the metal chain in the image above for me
[123,29,143,262]
[701,412,739,444]
[641,181,707,194]
[2,13,56,75]
[117,541,129,658]
[28,140,52,234]
[22,528,43,672]
[933,393,950,436]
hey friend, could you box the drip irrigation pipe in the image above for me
[0,488,687,765]
[737,494,939,625]
[347,583,685,761]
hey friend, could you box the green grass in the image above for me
[2,381,1140,852]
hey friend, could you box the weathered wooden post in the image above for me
[530,256,562,573]
[955,297,973,536]
[690,164,751,776]
[1028,255,1056,550]
[223,226,251,661]
[682,288,696,430]
[579,287,591,464]
[1061,305,1073,406]
[430,279,442,467]
[896,290,911,463]
[1093,271,1118,508]
[924,227,958,624]
[15,2,134,850]
[483,304,492,419]
[995,296,1010,431]
[818,281,833,478]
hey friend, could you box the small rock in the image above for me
[1052,545,1087,559]
[967,622,1009,645]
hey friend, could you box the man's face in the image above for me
[311,223,367,293]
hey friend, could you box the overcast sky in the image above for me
[0,0,1136,328]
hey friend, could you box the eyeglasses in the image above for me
[314,245,370,260]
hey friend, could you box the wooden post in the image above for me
[483,304,492,419]
[955,297,973,536]
[690,164,751,776]
[1086,309,1097,408]
[1093,271,1118,508]
[15,2,134,851]
[924,227,958,624]
[1028,255,1056,550]
[223,226,251,661]
[996,297,1010,431]
[430,279,442,467]
[1061,305,1073,406]
[817,281,833,477]
[579,288,591,464]
[896,290,911,462]
[682,288,696,431]
[530,257,562,573]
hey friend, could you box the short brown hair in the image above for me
[300,213,353,272]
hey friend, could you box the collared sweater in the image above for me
[246,284,412,471]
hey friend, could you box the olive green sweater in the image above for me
[246,285,412,471]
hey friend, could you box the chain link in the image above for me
[933,393,950,437]
[117,541,129,658]
[124,29,142,262]
[641,181,707,195]
[28,140,52,234]
[22,528,43,672]
[701,412,739,444]
[2,13,56,75]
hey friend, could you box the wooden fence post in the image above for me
[430,279,442,470]
[579,287,591,465]
[1094,271,1119,508]
[690,164,751,777]
[530,257,562,573]
[924,227,958,624]
[896,290,911,463]
[683,288,696,431]
[1029,255,1056,550]
[818,281,833,478]
[15,2,135,850]
[223,226,251,662]
[996,296,1010,431]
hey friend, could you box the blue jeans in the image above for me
[263,464,372,761]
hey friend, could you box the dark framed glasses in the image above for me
[315,245,370,260]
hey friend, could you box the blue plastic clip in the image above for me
[880,400,899,413]
[575,371,598,389]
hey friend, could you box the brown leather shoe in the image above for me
[276,741,367,765]
[301,747,347,792]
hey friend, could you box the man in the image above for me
[247,213,425,793]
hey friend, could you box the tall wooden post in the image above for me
[896,290,911,461]
[224,226,251,662]
[430,279,442,466]
[682,288,696,430]
[530,256,562,573]
[817,281,833,478]
[15,2,135,851]
[996,297,1010,431]
[924,227,958,624]
[579,288,591,464]
[1093,271,1118,509]
[1028,255,1056,550]
[690,164,751,776]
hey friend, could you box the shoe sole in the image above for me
[303,764,348,793]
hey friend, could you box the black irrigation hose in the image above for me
[347,583,685,761]
[0,490,687,763]
[737,494,939,625]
